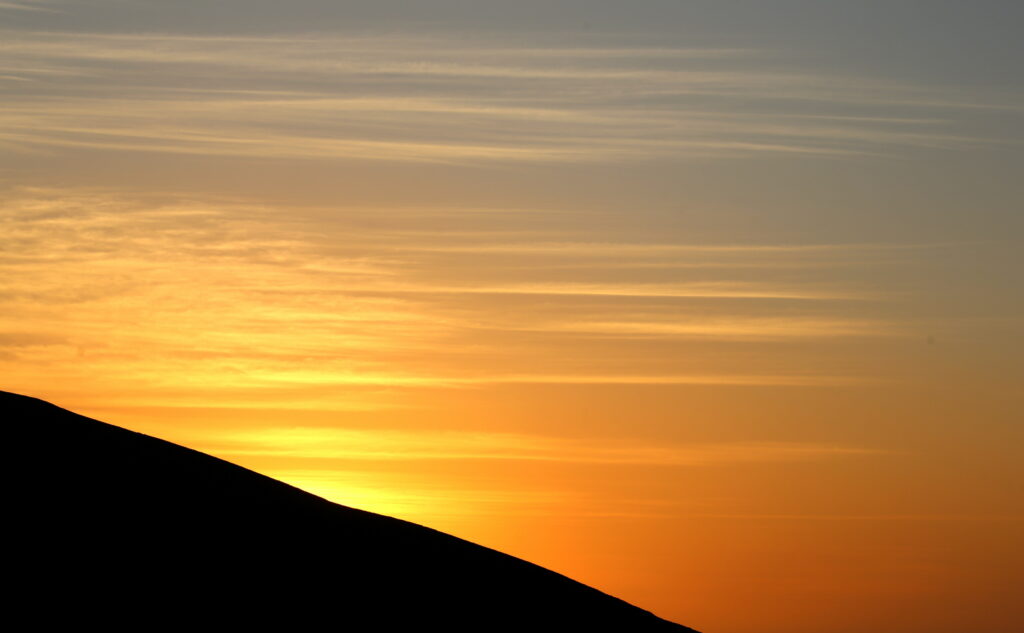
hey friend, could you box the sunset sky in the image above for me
[2,2,1022,631]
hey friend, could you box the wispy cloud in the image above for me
[459,374,859,386]
[526,317,891,340]
[683,514,1024,522]
[402,242,933,256]
[0,1,57,12]
[0,30,1012,163]
[0,187,909,404]
[204,426,881,465]
[344,281,861,301]
[235,371,857,388]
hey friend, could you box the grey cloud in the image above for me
[0,31,1015,164]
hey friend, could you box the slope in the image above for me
[3,390,697,630]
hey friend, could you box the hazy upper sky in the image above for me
[2,2,1022,631]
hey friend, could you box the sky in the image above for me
[2,1,1022,631]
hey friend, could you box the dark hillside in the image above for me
[3,390,696,630]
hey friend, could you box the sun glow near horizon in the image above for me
[2,2,1022,632]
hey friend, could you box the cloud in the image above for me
[463,374,858,386]
[402,242,925,256]
[234,371,857,388]
[203,426,881,465]
[351,281,861,300]
[0,187,908,403]
[523,317,891,340]
[0,1,56,12]
[0,331,67,347]
[0,30,1012,163]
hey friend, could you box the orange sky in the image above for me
[2,2,1022,631]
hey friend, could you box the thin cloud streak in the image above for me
[0,187,907,402]
[403,242,941,255]
[205,427,882,465]
[684,514,1024,522]
[465,374,860,386]
[351,282,860,301]
[1,30,1013,163]
[528,317,892,340]
[0,30,1012,110]
[0,1,56,12]
[242,371,857,388]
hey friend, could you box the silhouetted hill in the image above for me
[4,390,697,630]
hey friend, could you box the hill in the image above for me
[3,390,696,630]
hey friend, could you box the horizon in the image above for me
[2,2,1022,631]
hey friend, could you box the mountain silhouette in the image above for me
[4,390,696,630]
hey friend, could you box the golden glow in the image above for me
[3,10,1021,632]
